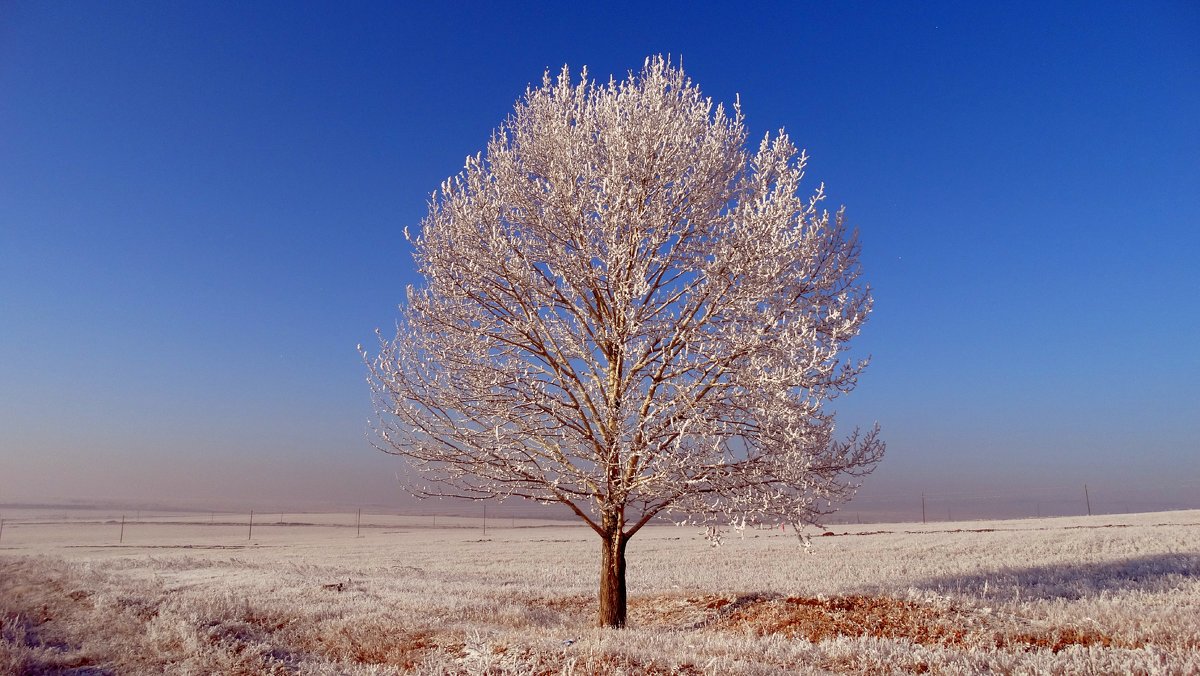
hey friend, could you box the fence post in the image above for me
[1084,484,1092,516]
[921,493,926,524]
[356,508,362,538]
[0,518,4,544]
[120,514,125,543]
[249,510,254,540]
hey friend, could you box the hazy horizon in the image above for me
[2,3,1197,520]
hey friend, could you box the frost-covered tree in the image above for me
[365,56,884,628]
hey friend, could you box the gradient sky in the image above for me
[2,1,1197,518]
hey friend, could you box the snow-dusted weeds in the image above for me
[2,510,1197,674]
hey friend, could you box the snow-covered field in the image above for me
[2,508,1197,674]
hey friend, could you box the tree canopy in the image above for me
[366,56,884,627]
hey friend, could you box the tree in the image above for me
[364,56,884,628]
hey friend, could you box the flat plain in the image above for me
[2,507,1197,674]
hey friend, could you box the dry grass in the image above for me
[628,589,1148,664]
[2,510,1198,674]
[707,594,971,645]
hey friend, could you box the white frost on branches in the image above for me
[365,56,883,540]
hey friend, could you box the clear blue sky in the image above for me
[2,1,1197,518]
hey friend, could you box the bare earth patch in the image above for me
[632,592,1141,655]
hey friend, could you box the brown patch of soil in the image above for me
[725,595,969,646]
[620,592,1139,654]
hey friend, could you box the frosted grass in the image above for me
[2,509,1197,673]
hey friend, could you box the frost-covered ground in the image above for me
[2,508,1197,674]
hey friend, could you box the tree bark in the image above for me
[597,527,628,628]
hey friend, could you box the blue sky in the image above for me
[2,1,1197,518]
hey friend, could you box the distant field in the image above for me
[2,508,1197,674]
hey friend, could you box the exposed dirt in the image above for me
[724,595,971,646]
[628,592,1138,653]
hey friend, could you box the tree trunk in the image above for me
[597,527,628,627]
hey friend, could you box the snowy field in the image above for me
[2,508,1197,674]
